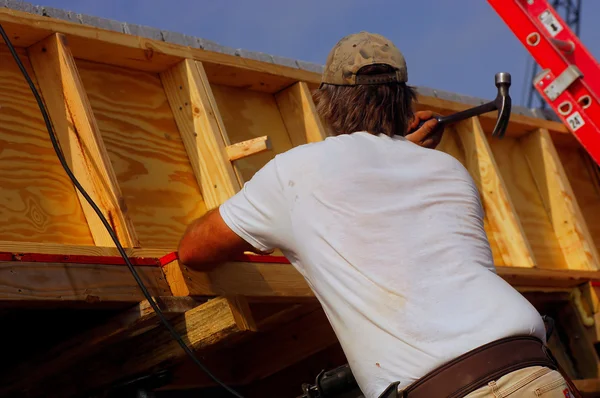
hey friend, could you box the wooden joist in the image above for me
[0,296,247,398]
[27,33,140,248]
[161,59,241,209]
[164,257,600,302]
[0,259,169,306]
[448,117,536,268]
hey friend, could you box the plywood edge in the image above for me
[27,32,140,247]
[521,128,600,271]
[275,81,327,146]
[454,117,537,268]
[160,59,241,209]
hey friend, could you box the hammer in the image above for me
[413,72,512,138]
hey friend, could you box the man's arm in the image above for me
[177,156,292,271]
[177,207,255,271]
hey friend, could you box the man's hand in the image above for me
[405,110,444,149]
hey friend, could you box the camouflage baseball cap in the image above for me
[320,31,408,87]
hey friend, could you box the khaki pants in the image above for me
[464,366,576,397]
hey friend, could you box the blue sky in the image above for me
[34,0,600,107]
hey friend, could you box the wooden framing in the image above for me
[2,4,600,397]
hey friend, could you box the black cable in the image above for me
[0,24,244,398]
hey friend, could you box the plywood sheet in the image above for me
[210,84,294,182]
[557,147,600,251]
[0,47,93,245]
[76,59,207,248]
[488,137,568,269]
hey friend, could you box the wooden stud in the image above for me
[454,117,536,268]
[226,136,272,161]
[0,297,246,398]
[160,58,241,209]
[521,128,600,271]
[226,295,258,332]
[27,33,139,247]
[0,261,169,306]
[163,306,337,389]
[275,81,328,146]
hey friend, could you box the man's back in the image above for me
[220,132,546,397]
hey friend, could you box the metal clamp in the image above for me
[538,65,583,101]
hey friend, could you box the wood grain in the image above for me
[437,128,505,266]
[211,84,295,183]
[160,259,600,301]
[0,262,169,304]
[0,47,93,245]
[521,129,600,271]
[160,59,240,209]
[556,147,600,253]
[28,33,140,248]
[275,81,327,146]
[454,118,536,268]
[76,59,207,248]
[226,135,272,161]
[487,134,568,269]
[0,240,171,258]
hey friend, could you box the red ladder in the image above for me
[487,0,600,165]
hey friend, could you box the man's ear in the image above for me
[177,207,256,269]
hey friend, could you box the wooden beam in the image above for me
[2,296,200,395]
[0,297,246,398]
[160,58,241,209]
[275,81,327,146]
[165,258,600,301]
[226,136,272,161]
[0,261,169,306]
[521,128,600,271]
[27,33,139,247]
[454,117,536,268]
[162,306,337,389]
[163,260,315,302]
[226,295,258,332]
[0,240,171,259]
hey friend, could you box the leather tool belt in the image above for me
[377,335,581,398]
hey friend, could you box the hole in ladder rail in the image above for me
[558,101,572,115]
[527,32,540,46]
[578,95,592,109]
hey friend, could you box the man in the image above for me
[178,32,576,398]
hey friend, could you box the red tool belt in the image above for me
[377,336,581,398]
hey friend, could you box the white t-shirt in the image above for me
[219,132,546,398]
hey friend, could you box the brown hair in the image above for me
[313,64,417,137]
